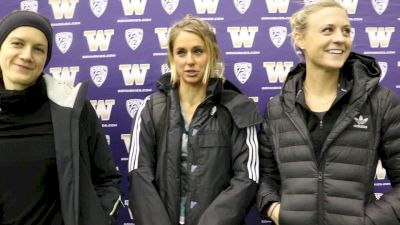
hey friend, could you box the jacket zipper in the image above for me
[183,97,213,222]
[286,112,325,224]
[317,170,324,225]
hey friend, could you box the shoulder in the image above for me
[149,90,167,106]
[219,90,262,128]
[265,95,283,115]
[370,85,400,113]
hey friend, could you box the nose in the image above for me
[19,46,33,61]
[186,52,195,65]
[333,30,346,43]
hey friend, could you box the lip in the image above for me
[185,70,199,75]
[14,63,33,70]
[326,49,345,54]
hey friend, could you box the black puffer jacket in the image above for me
[128,73,262,225]
[257,52,400,225]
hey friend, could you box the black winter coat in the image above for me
[43,75,121,225]
[128,74,262,225]
[257,52,400,225]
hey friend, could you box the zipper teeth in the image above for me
[318,171,323,225]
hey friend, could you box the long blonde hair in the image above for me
[167,15,225,87]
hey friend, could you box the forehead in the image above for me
[307,7,350,28]
[173,31,205,48]
[5,26,47,45]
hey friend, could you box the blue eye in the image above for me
[322,27,333,33]
[343,28,352,36]
[194,49,203,55]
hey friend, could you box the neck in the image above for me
[304,67,340,96]
[178,83,207,106]
[178,83,207,123]
[303,67,339,112]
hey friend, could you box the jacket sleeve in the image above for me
[256,108,281,219]
[365,90,400,225]
[197,125,258,225]
[82,101,122,224]
[127,97,172,225]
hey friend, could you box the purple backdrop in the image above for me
[1,1,398,224]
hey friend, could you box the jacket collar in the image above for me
[281,52,381,112]
[43,74,83,108]
[157,72,226,100]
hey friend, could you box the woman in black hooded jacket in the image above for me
[257,1,400,225]
[128,15,262,225]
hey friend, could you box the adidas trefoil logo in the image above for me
[353,115,368,129]
[210,106,217,116]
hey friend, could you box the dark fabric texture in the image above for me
[44,77,121,225]
[128,73,262,225]
[257,52,400,225]
[0,77,62,225]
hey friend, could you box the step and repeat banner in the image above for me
[1,1,399,224]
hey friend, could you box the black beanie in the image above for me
[0,10,53,67]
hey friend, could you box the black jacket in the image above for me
[257,53,400,225]
[43,75,121,225]
[128,74,262,225]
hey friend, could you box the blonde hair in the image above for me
[290,0,348,56]
[167,14,225,86]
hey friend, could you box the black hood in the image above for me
[157,72,261,128]
[281,52,381,111]
[156,72,242,95]
[285,52,380,84]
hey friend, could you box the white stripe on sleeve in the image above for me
[128,96,150,172]
[246,126,259,183]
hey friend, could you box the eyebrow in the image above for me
[175,45,205,49]
[324,23,352,27]
[8,37,47,47]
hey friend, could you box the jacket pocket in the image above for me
[197,131,230,147]
[196,132,230,165]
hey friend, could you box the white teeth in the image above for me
[328,49,344,54]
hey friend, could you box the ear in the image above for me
[293,32,304,50]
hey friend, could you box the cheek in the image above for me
[36,55,47,66]
[347,40,353,48]
[172,57,184,66]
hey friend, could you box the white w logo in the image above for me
[154,27,170,49]
[194,0,219,14]
[49,0,79,19]
[83,29,115,52]
[49,66,79,87]
[90,99,115,121]
[119,64,150,86]
[365,27,395,48]
[121,134,132,154]
[263,61,293,83]
[227,26,258,48]
[265,0,289,13]
[336,0,358,14]
[120,0,147,15]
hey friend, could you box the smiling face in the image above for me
[0,26,48,90]
[172,31,208,88]
[294,6,352,73]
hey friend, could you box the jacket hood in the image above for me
[157,72,261,128]
[43,74,88,109]
[281,52,381,110]
[156,72,241,94]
